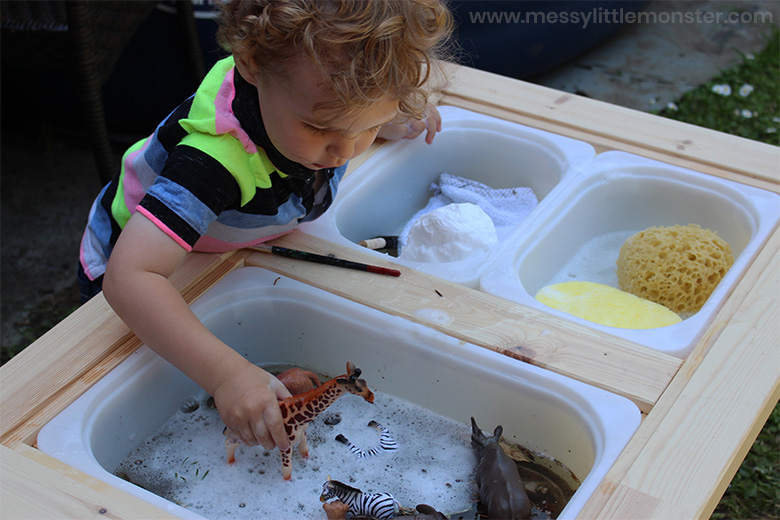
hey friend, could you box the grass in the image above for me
[655,27,779,520]
[656,27,779,147]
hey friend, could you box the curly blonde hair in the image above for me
[216,0,454,121]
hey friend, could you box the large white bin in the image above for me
[38,267,639,519]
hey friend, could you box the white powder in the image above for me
[116,389,477,519]
[400,203,498,263]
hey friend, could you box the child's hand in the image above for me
[212,361,293,451]
[105,214,294,453]
[377,103,442,144]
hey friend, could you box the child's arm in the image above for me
[377,103,443,144]
[103,212,292,452]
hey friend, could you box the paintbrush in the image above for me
[251,244,401,277]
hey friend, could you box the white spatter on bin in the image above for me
[412,308,454,327]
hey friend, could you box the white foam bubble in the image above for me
[116,390,477,519]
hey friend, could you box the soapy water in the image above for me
[115,385,478,519]
[115,367,578,519]
[546,230,634,288]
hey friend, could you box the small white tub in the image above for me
[481,151,780,357]
[38,267,639,519]
[300,106,595,287]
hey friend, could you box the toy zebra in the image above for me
[335,420,398,458]
[320,478,404,519]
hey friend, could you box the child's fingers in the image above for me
[424,117,439,144]
[241,423,263,447]
[260,377,292,451]
[424,103,442,144]
[215,367,293,451]
[261,403,291,452]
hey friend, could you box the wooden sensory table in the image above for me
[1,63,778,519]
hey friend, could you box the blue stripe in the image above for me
[145,177,217,236]
[215,193,305,229]
[144,132,171,175]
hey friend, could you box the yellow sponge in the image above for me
[535,281,682,329]
[616,224,733,314]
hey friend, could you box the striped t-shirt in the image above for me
[79,56,346,281]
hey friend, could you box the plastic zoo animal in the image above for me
[320,478,402,519]
[409,504,449,520]
[276,366,322,395]
[224,362,374,480]
[335,419,398,457]
[322,500,446,520]
[322,499,351,520]
[471,417,532,520]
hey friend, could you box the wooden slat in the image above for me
[578,226,780,519]
[1,444,177,519]
[439,63,780,190]
[245,233,681,412]
[0,296,135,447]
[439,95,780,194]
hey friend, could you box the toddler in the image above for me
[78,0,454,454]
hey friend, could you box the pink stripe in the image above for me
[214,68,258,154]
[193,231,291,253]
[78,230,96,280]
[122,137,152,211]
[136,206,193,252]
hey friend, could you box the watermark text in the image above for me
[468,8,774,29]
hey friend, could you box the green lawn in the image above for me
[658,28,779,147]
[656,27,779,520]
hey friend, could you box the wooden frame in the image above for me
[1,63,778,519]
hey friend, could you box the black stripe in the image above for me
[157,97,195,153]
[139,196,201,248]
[162,145,240,214]
[98,179,124,247]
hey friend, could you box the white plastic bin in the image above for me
[38,267,639,519]
[481,151,780,357]
[300,106,595,287]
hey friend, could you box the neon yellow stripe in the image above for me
[178,57,234,136]
[175,56,277,206]
[111,139,146,228]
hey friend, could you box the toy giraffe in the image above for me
[223,361,374,480]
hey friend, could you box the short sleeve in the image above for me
[137,145,241,250]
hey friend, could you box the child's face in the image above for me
[239,54,399,171]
